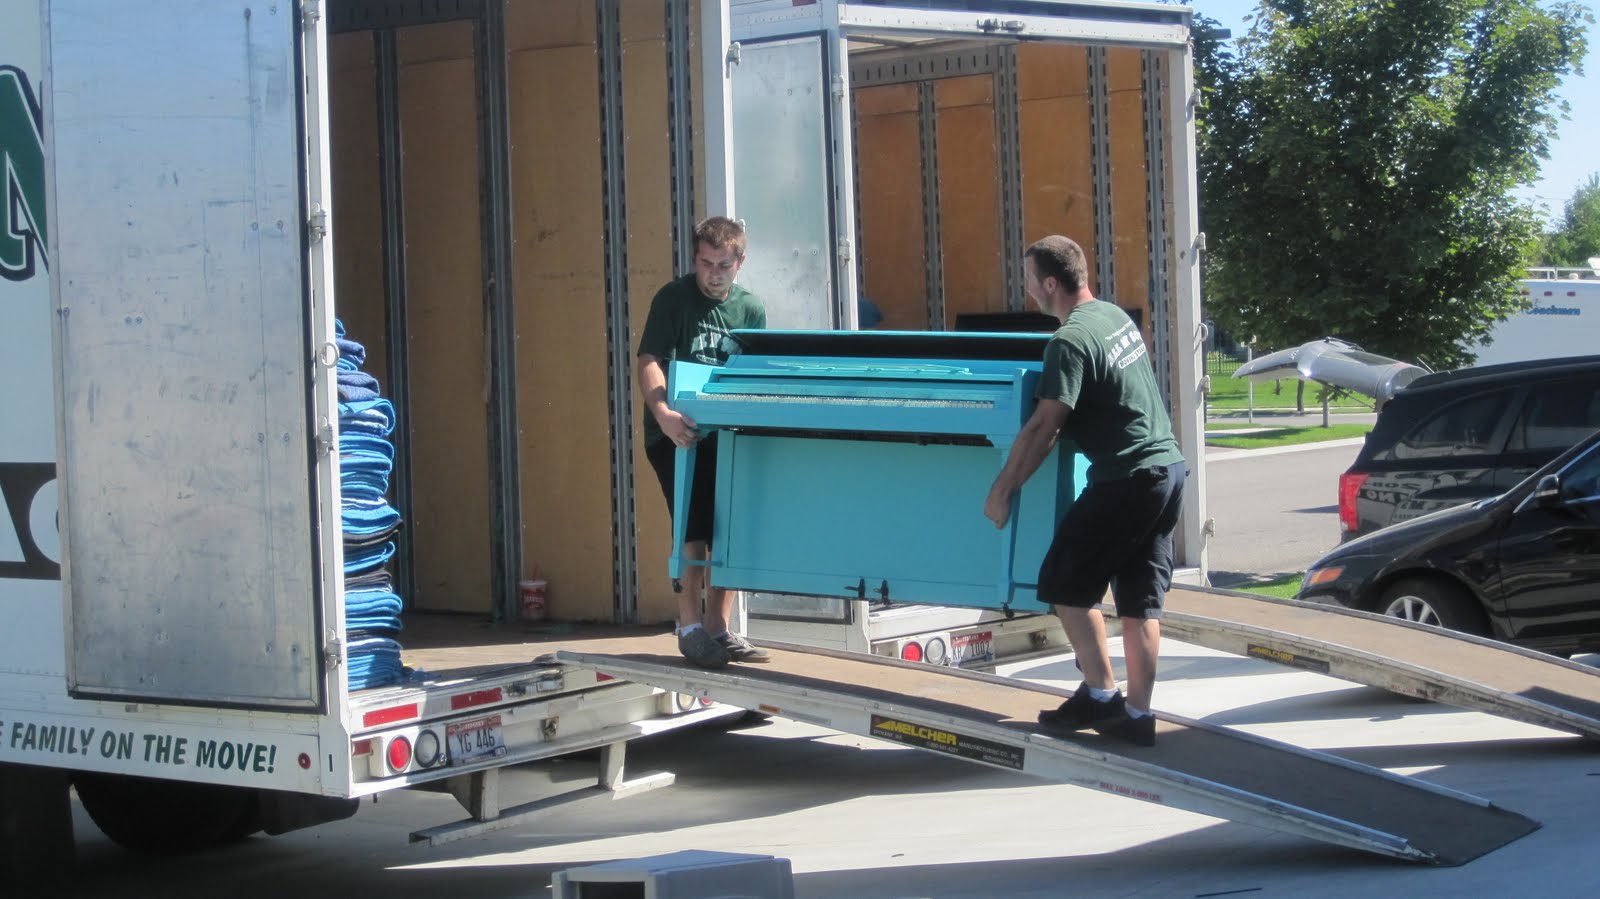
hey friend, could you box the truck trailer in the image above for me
[0,0,1208,871]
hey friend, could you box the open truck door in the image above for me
[48,0,342,711]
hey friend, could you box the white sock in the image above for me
[1087,684,1118,702]
[1125,705,1152,719]
[678,623,703,636]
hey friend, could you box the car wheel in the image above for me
[1377,577,1489,636]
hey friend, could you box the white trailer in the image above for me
[0,0,1210,874]
[1471,269,1600,366]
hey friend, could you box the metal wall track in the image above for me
[995,45,1023,311]
[597,0,638,622]
[1086,45,1115,300]
[1142,49,1172,402]
[476,0,521,622]
[373,28,416,607]
[918,82,945,330]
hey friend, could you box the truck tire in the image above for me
[73,773,260,854]
[1377,577,1489,637]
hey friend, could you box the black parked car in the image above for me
[1301,430,1600,656]
[1339,355,1600,540]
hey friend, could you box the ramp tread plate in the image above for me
[565,636,1538,866]
[1164,587,1600,727]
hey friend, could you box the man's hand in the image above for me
[657,409,700,448]
[984,485,1012,529]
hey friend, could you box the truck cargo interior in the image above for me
[325,3,695,656]
[319,3,1185,690]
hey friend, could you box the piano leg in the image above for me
[668,442,696,581]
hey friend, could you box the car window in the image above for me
[1560,445,1600,501]
[1506,376,1600,453]
[1375,389,1513,461]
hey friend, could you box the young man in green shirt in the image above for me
[636,217,769,668]
[985,235,1186,746]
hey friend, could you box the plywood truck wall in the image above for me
[327,1,706,624]
[1017,44,1096,299]
[327,33,390,384]
[1105,47,1152,335]
[506,1,616,621]
[853,43,1155,338]
[934,73,1005,328]
[854,83,928,331]
[395,22,494,613]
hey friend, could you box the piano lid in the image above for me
[727,329,1052,362]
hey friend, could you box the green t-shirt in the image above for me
[637,273,766,446]
[1038,299,1184,483]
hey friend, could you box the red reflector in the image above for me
[596,672,614,682]
[900,641,923,662]
[351,738,373,756]
[1338,472,1369,533]
[363,703,419,728]
[386,736,412,773]
[450,688,503,711]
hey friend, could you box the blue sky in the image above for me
[1191,0,1599,222]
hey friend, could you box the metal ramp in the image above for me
[559,636,1537,865]
[1158,586,1600,739]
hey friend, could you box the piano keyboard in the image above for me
[694,393,993,409]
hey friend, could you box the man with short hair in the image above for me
[637,216,769,668]
[984,235,1185,746]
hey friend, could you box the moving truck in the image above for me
[0,0,1205,869]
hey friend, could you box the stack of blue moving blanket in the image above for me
[337,320,407,690]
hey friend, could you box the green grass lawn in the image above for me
[1226,573,1304,599]
[1205,423,1372,450]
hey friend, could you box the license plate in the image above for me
[446,715,505,765]
[952,630,994,667]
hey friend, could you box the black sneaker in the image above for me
[1095,711,1157,747]
[678,628,732,669]
[1038,682,1128,733]
[716,631,771,664]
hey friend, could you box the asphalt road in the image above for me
[1204,438,1366,588]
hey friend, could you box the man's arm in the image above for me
[636,353,698,447]
[984,398,1070,528]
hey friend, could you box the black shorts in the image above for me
[644,433,718,544]
[1037,462,1185,619]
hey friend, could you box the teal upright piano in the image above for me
[668,330,1087,614]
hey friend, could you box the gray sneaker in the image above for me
[678,628,731,669]
[716,631,771,664]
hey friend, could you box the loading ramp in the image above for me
[1158,585,1600,740]
[560,636,1537,865]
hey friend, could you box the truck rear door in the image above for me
[49,0,337,710]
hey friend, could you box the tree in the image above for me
[1542,173,1600,266]
[1196,1,1590,371]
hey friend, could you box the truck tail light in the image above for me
[1338,472,1368,533]
[386,735,413,773]
[899,640,924,662]
[414,730,443,768]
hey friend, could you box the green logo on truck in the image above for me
[1,64,47,282]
